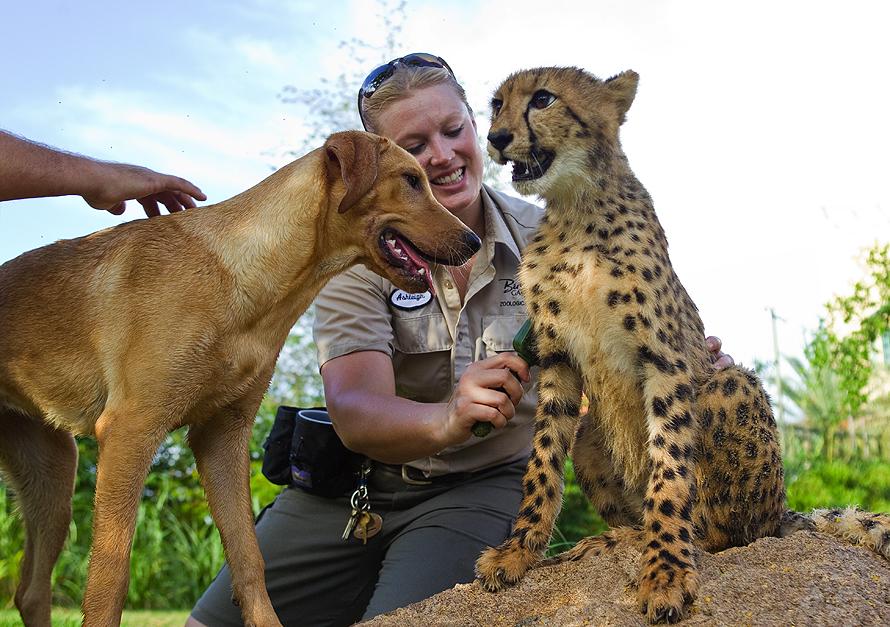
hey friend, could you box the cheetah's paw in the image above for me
[637,562,699,624]
[475,540,541,592]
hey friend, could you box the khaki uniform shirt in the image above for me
[313,185,543,477]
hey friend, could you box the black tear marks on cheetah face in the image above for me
[487,66,639,200]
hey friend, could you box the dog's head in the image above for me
[323,131,480,295]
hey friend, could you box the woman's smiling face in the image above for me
[374,83,484,218]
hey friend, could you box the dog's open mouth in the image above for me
[510,149,555,181]
[379,229,436,296]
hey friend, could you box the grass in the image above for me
[0,609,189,626]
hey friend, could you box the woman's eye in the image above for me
[445,126,463,138]
[406,144,424,156]
[531,90,555,109]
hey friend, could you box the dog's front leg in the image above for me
[82,407,169,626]
[188,405,281,627]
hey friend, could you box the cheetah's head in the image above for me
[487,67,639,201]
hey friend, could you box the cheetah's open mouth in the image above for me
[510,149,555,181]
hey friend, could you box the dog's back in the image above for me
[0,214,235,434]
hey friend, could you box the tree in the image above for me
[808,243,889,424]
[777,242,890,461]
[780,355,848,460]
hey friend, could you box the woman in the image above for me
[188,53,730,627]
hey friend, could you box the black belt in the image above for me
[372,463,473,487]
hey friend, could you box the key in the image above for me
[354,511,383,543]
[342,507,360,541]
[354,511,372,544]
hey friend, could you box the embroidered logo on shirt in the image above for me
[499,278,525,308]
[390,289,432,310]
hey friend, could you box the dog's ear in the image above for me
[324,131,380,213]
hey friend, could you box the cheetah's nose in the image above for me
[487,130,513,152]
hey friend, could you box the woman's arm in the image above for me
[321,349,529,464]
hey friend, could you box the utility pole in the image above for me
[769,308,785,424]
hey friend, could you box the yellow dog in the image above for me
[0,130,479,626]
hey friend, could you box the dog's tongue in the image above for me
[396,235,435,297]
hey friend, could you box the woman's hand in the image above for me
[706,335,735,370]
[438,352,530,446]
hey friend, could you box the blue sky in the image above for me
[2,0,889,376]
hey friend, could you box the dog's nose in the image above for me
[451,230,481,265]
[487,130,513,152]
[463,230,482,257]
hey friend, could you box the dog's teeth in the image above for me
[394,247,402,255]
[418,268,426,276]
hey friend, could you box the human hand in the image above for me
[82,161,207,217]
[706,335,735,370]
[440,352,530,445]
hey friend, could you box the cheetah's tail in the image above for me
[780,507,890,560]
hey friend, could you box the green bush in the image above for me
[785,457,890,513]
[0,437,281,611]
[549,460,607,556]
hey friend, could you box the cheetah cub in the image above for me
[474,66,890,623]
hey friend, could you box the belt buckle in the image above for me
[401,464,432,486]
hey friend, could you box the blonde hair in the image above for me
[360,64,473,134]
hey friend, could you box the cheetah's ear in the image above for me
[604,70,639,125]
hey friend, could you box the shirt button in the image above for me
[444,280,454,290]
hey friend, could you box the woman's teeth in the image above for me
[433,168,464,185]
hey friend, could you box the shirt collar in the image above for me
[479,185,523,264]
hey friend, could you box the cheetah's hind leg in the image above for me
[538,526,645,567]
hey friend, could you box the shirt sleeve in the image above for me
[313,264,394,368]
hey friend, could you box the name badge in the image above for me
[390,289,432,311]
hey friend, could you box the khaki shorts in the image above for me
[190,458,526,627]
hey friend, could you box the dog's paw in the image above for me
[636,560,699,624]
[475,540,541,592]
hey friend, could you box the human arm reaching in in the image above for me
[0,130,206,216]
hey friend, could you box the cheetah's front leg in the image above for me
[475,353,582,591]
[636,359,702,623]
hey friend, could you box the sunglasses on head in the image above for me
[357,53,455,130]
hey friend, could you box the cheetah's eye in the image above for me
[491,98,503,116]
[531,90,556,109]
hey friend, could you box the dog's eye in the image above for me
[491,98,503,116]
[404,173,420,189]
[531,90,555,109]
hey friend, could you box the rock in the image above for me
[363,532,890,626]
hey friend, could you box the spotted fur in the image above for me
[474,66,890,623]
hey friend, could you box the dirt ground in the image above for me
[363,531,890,626]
